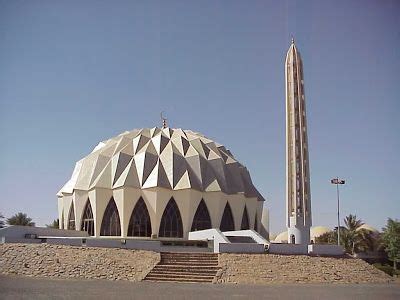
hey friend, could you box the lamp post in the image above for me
[331,177,345,246]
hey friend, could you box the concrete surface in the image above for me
[0,275,399,300]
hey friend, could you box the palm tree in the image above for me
[316,214,376,255]
[7,212,35,226]
[340,214,377,254]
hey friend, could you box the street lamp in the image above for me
[331,177,345,246]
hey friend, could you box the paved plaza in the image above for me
[0,275,399,300]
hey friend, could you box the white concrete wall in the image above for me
[308,244,344,256]
[223,229,269,245]
[268,243,308,255]
[219,243,265,253]
[188,229,230,253]
[0,226,88,239]
[59,187,264,239]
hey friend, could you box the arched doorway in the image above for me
[220,202,235,231]
[159,198,183,238]
[100,198,121,236]
[291,234,295,244]
[81,199,94,236]
[191,199,211,231]
[128,197,152,237]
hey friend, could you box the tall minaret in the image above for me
[285,39,312,245]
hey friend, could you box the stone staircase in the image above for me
[144,252,220,283]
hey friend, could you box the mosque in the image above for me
[56,39,310,246]
[55,40,343,255]
[57,127,267,239]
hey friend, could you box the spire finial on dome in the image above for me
[160,111,167,128]
[291,37,295,44]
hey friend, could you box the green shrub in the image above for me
[373,263,398,276]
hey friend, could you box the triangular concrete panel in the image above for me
[113,152,133,185]
[157,159,172,189]
[205,179,221,192]
[89,154,110,186]
[120,142,134,156]
[90,160,112,189]
[185,145,198,158]
[100,143,117,157]
[114,159,140,188]
[173,153,188,188]
[134,135,150,154]
[174,170,191,190]
[133,152,146,184]
[142,152,158,186]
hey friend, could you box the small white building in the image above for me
[57,127,267,239]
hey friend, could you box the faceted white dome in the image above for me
[58,127,264,201]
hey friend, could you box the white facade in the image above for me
[285,39,312,244]
[57,127,265,239]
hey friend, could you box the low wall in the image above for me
[308,244,344,256]
[86,239,161,251]
[46,238,83,247]
[0,226,88,239]
[219,243,265,253]
[1,237,42,244]
[268,243,308,255]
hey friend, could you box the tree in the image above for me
[7,212,35,226]
[315,214,376,255]
[0,212,5,228]
[382,218,400,271]
[46,219,59,228]
[315,230,337,245]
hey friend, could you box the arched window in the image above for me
[81,199,94,236]
[220,202,235,231]
[254,214,258,232]
[191,199,211,231]
[128,197,152,237]
[240,206,250,230]
[67,201,75,230]
[100,198,121,236]
[159,198,183,238]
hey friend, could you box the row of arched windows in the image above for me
[67,197,258,237]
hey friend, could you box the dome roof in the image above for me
[274,231,288,243]
[310,226,331,239]
[356,224,379,233]
[58,127,264,201]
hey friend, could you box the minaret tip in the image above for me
[160,111,167,128]
[291,37,295,44]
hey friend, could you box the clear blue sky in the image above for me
[0,1,399,234]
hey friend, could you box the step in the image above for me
[148,270,217,276]
[161,256,218,259]
[144,277,213,283]
[160,255,218,259]
[153,267,218,273]
[160,259,218,266]
[145,273,215,280]
[147,272,215,278]
[154,266,219,271]
[161,255,218,258]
